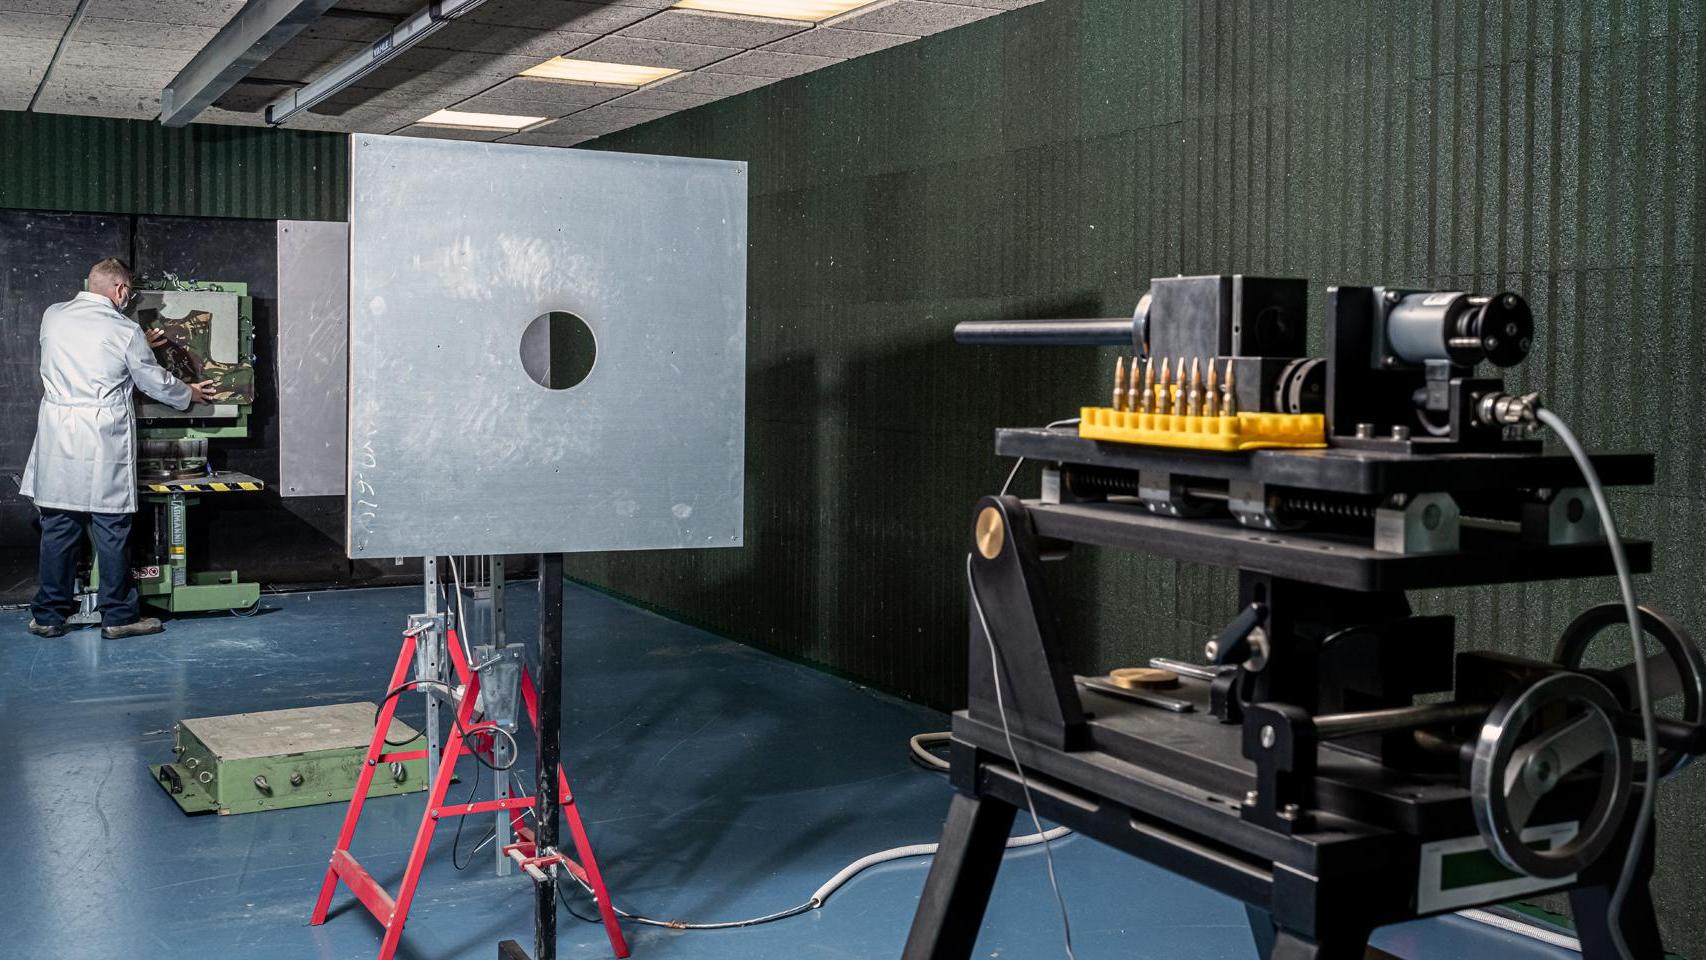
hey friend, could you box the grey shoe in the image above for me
[26,619,66,638]
[102,617,164,639]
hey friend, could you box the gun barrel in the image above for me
[953,317,1136,346]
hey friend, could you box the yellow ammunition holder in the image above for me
[1078,405,1327,451]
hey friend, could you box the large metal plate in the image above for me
[277,220,349,497]
[346,135,746,558]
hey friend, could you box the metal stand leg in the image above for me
[900,792,1019,960]
[535,553,564,960]
[424,557,442,788]
[1571,828,1665,960]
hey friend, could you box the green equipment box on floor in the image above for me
[153,703,427,815]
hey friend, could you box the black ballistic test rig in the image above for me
[904,276,1705,959]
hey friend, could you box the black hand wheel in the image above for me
[1553,602,1706,781]
[1469,672,1632,879]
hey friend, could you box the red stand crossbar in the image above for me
[310,627,630,960]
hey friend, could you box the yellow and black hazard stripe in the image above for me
[145,481,265,493]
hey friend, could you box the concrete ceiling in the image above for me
[0,0,1045,147]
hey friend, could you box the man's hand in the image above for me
[188,380,218,404]
[145,327,168,349]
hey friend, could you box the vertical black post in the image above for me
[535,553,564,960]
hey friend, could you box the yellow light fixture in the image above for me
[519,57,681,86]
[671,0,880,19]
[418,108,547,130]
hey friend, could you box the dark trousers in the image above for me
[32,508,141,628]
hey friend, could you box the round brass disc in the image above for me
[1108,667,1180,690]
[975,506,1006,560]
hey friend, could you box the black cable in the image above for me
[450,760,498,871]
[557,883,604,925]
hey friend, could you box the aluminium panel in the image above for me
[346,135,746,558]
[277,220,350,497]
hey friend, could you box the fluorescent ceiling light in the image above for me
[418,108,547,130]
[671,0,881,20]
[520,57,681,86]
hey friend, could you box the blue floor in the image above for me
[0,582,1575,960]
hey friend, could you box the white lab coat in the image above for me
[18,290,193,514]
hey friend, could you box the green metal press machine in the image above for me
[72,278,265,621]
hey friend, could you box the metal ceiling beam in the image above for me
[263,0,492,127]
[159,0,343,127]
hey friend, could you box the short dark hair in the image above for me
[88,257,132,288]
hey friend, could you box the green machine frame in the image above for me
[82,279,264,618]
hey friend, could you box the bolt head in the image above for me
[1260,724,1276,749]
[1244,790,1259,806]
[1280,803,1300,820]
[1204,640,1220,661]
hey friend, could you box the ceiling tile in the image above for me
[0,11,67,39]
[56,41,194,76]
[329,0,419,14]
[531,109,658,137]
[0,33,58,62]
[447,93,574,118]
[396,123,513,141]
[302,12,396,40]
[499,128,595,148]
[827,0,994,35]
[457,77,627,110]
[620,10,806,49]
[565,103,672,124]
[212,79,296,113]
[417,21,595,59]
[82,0,248,27]
[761,26,912,58]
[74,18,223,50]
[194,106,272,126]
[375,46,544,79]
[647,70,777,96]
[464,0,654,33]
[702,48,838,78]
[34,87,160,119]
[569,34,741,71]
[607,86,721,111]
[0,1,81,13]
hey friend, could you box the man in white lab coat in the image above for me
[19,258,216,639]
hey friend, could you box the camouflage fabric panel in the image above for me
[136,304,257,404]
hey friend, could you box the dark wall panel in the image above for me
[573,0,1706,950]
[0,211,128,597]
[0,212,413,602]
[0,111,346,222]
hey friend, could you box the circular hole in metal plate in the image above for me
[520,311,597,390]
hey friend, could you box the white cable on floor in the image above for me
[556,724,1072,931]
[1457,908,1582,952]
[566,823,1072,930]
[910,731,951,770]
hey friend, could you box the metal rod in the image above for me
[1313,702,1489,740]
[952,317,1136,346]
[263,0,492,125]
[534,553,563,960]
[158,0,339,126]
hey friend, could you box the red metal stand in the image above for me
[310,627,630,960]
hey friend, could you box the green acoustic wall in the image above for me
[577,0,1706,951]
[0,110,346,221]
